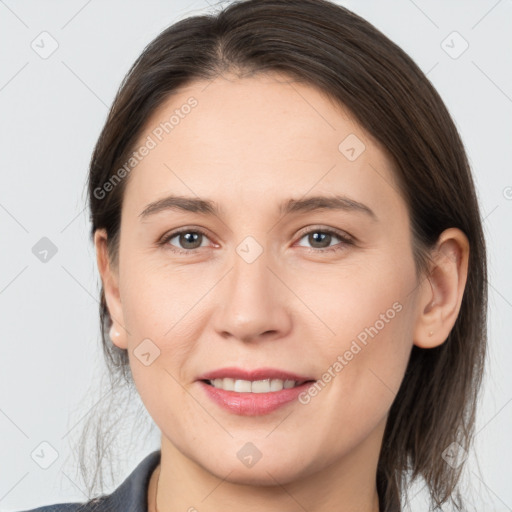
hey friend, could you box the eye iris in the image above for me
[180,232,202,249]
[309,232,331,248]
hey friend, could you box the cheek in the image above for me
[119,253,207,340]
[117,256,208,412]
[295,253,416,349]
[298,252,417,411]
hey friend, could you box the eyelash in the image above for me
[158,226,354,256]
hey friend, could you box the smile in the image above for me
[204,378,310,393]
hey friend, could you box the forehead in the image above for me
[123,72,403,219]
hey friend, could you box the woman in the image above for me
[21,0,487,510]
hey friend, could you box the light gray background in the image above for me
[1,1,511,511]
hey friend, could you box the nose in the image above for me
[212,246,292,344]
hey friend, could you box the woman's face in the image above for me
[99,72,428,485]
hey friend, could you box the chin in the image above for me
[201,455,312,487]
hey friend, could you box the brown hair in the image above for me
[82,1,487,510]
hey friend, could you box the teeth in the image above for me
[209,378,301,393]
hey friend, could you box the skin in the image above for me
[95,71,469,512]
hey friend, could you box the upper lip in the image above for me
[197,367,316,383]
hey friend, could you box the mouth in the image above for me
[201,377,315,393]
[196,367,316,392]
[195,367,317,415]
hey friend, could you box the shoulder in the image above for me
[16,449,161,512]
[17,498,108,512]
[17,504,84,512]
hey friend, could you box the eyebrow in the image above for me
[138,194,377,221]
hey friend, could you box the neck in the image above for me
[148,460,160,512]
[151,422,384,512]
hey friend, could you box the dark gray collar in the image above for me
[78,449,161,512]
[20,450,161,512]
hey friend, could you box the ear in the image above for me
[413,227,469,349]
[94,228,128,350]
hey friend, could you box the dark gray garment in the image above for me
[17,450,161,512]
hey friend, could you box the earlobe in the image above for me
[413,228,469,349]
[109,323,124,347]
[94,228,128,350]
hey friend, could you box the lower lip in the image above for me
[197,380,316,416]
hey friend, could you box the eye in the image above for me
[159,226,354,255]
[159,228,212,254]
[295,227,353,253]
